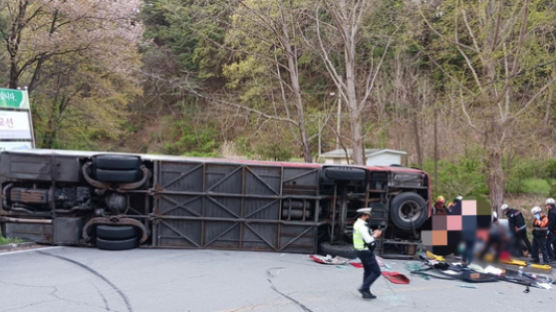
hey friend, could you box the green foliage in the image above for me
[420,150,488,200]
[422,154,555,199]
[505,158,555,195]
[230,125,297,161]
[141,0,228,80]
[161,116,219,157]
[548,160,556,197]
[521,178,554,195]
[0,235,23,245]
[1,0,554,202]
[31,55,141,150]
[547,159,556,178]
[255,142,293,161]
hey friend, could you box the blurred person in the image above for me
[447,195,463,215]
[479,211,508,262]
[461,204,477,266]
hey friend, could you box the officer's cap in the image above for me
[357,208,372,215]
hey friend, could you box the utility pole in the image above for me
[335,92,341,150]
[434,106,438,192]
[318,116,322,158]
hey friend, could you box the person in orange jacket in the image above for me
[531,206,550,264]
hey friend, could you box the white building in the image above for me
[321,149,407,166]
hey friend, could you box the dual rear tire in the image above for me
[92,155,143,183]
[95,225,139,250]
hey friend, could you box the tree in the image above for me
[312,0,395,164]
[223,0,315,162]
[0,0,143,148]
[421,0,556,210]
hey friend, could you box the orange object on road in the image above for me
[382,271,410,284]
[501,258,527,266]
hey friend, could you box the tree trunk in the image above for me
[9,58,19,89]
[349,109,365,165]
[487,148,505,214]
[7,0,30,89]
[344,36,364,165]
[286,57,312,163]
[410,93,423,167]
[485,121,506,213]
[276,1,311,162]
[280,18,312,163]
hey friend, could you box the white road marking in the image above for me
[0,246,62,256]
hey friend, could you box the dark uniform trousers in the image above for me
[515,229,532,255]
[532,235,549,263]
[547,231,556,260]
[357,249,381,291]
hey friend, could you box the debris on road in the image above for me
[458,284,478,289]
[382,271,410,284]
[409,251,555,290]
[309,254,350,265]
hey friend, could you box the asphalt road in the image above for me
[1,246,555,312]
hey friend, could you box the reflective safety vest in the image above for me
[353,218,370,250]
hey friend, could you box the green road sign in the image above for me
[0,88,30,109]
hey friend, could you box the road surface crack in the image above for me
[265,267,314,312]
[37,250,132,312]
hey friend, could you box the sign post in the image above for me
[0,87,35,150]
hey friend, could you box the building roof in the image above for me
[321,148,407,159]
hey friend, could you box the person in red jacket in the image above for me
[531,206,550,264]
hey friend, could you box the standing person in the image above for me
[479,212,508,262]
[353,208,382,299]
[433,196,449,215]
[544,198,556,262]
[530,206,550,264]
[461,205,476,266]
[447,196,463,215]
[501,204,532,257]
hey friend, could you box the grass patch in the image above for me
[0,235,24,245]
[521,178,554,195]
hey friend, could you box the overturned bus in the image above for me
[0,150,431,254]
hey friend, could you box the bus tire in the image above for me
[95,237,138,251]
[96,225,138,240]
[319,242,357,259]
[94,169,142,183]
[390,192,427,232]
[93,155,141,170]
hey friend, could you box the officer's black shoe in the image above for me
[358,289,376,299]
[363,292,377,299]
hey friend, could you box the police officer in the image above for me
[353,207,382,299]
[501,204,532,257]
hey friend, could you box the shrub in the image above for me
[420,153,487,201]
[161,117,219,156]
[505,157,554,195]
